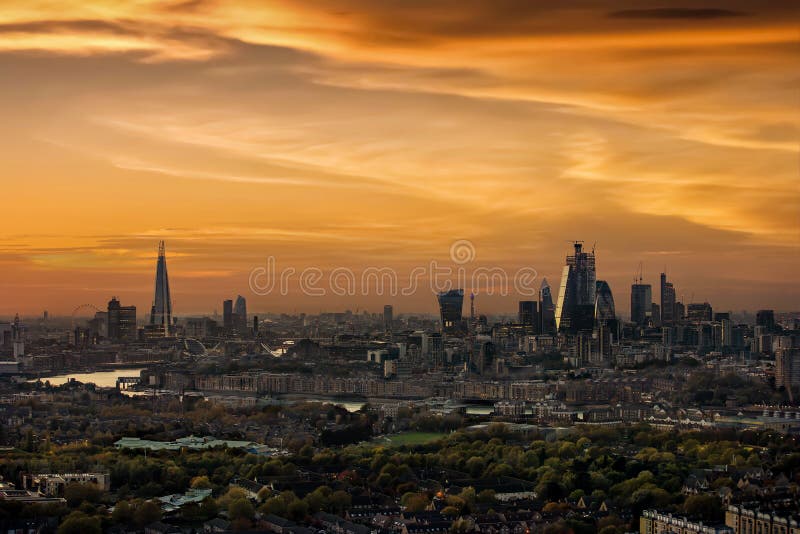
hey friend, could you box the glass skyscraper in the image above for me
[630,283,652,326]
[660,272,676,325]
[555,242,596,333]
[437,289,464,336]
[539,278,556,334]
[149,240,172,336]
[594,280,616,326]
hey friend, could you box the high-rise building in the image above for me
[234,295,247,321]
[383,305,393,333]
[539,279,556,334]
[108,297,137,341]
[437,289,464,336]
[234,295,247,333]
[185,317,217,339]
[721,318,733,347]
[651,303,661,327]
[518,300,538,328]
[775,348,800,391]
[149,241,172,336]
[630,283,652,326]
[756,309,776,333]
[555,242,597,333]
[660,273,676,325]
[594,280,617,361]
[687,302,713,323]
[594,280,616,326]
[674,301,685,322]
[223,299,233,332]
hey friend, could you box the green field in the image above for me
[382,431,448,446]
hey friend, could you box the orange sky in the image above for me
[0,0,798,317]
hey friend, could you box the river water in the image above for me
[28,369,146,388]
[30,370,493,414]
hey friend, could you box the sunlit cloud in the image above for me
[0,0,797,314]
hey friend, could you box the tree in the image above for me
[328,490,351,513]
[190,475,212,489]
[287,499,309,521]
[133,500,162,527]
[228,498,255,522]
[217,486,247,509]
[112,500,134,524]
[57,512,101,534]
[401,492,429,512]
[64,483,102,508]
[683,494,723,521]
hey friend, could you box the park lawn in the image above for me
[384,431,448,446]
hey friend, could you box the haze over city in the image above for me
[1,0,798,316]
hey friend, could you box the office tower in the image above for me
[108,297,136,341]
[651,303,661,327]
[630,283,652,326]
[223,299,233,331]
[149,241,172,336]
[471,337,495,374]
[674,301,685,322]
[539,278,556,334]
[721,318,733,347]
[108,298,121,340]
[234,295,247,321]
[518,300,538,327]
[383,305,393,333]
[234,295,247,333]
[687,302,713,323]
[594,280,616,326]
[594,280,617,362]
[11,314,24,358]
[555,242,597,333]
[90,311,108,339]
[756,309,776,333]
[660,273,676,325]
[775,348,800,391]
[437,289,464,336]
[714,312,730,322]
[186,317,216,339]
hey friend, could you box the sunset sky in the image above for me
[1,0,798,317]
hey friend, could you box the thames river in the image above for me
[28,369,146,388]
[28,370,493,414]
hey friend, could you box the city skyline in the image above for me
[0,238,791,320]
[1,0,798,314]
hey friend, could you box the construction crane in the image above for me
[634,261,643,284]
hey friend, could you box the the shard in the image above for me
[150,240,172,336]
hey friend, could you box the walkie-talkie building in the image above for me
[149,240,173,336]
[555,242,596,333]
[437,289,464,336]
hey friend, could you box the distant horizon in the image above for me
[1,238,795,318]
